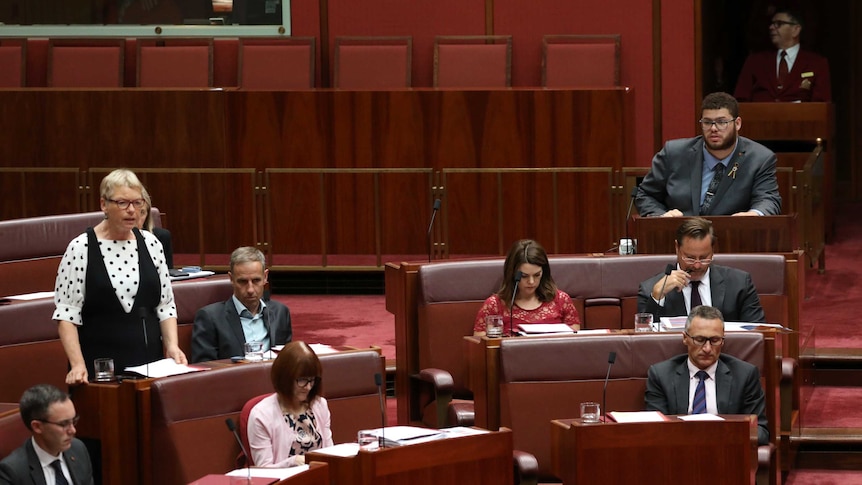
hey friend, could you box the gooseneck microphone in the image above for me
[139,307,150,378]
[426,198,442,262]
[623,185,639,254]
[602,351,617,422]
[509,272,522,337]
[374,373,387,448]
[225,418,252,482]
[657,264,675,309]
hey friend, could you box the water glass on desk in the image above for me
[634,313,654,332]
[485,315,504,338]
[244,341,264,362]
[580,402,601,423]
[93,358,114,382]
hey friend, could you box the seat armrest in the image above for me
[410,368,455,427]
[757,443,777,485]
[418,368,455,391]
[513,450,538,485]
[780,357,799,436]
[446,400,474,427]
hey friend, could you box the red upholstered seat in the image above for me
[48,39,125,88]
[333,36,412,89]
[238,37,316,90]
[542,34,621,88]
[434,35,512,88]
[0,41,25,87]
[137,39,213,88]
[238,393,270,467]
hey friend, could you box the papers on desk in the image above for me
[659,317,789,333]
[678,413,724,422]
[518,323,575,335]
[226,465,310,479]
[607,411,668,423]
[313,442,361,457]
[576,329,612,335]
[6,291,54,301]
[124,358,207,378]
[658,316,687,331]
[169,270,215,282]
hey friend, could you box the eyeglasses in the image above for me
[770,20,798,28]
[296,377,317,387]
[680,256,713,266]
[38,416,80,430]
[107,198,146,210]
[685,332,725,347]
[699,118,737,131]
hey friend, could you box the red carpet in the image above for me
[786,471,862,485]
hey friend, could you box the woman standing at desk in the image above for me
[474,239,581,336]
[53,169,186,385]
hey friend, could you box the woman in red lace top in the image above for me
[473,239,581,336]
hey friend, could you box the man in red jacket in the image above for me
[734,7,831,102]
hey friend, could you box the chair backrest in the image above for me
[542,34,621,88]
[0,407,30,460]
[0,40,26,87]
[433,35,512,88]
[239,392,270,466]
[238,37,316,90]
[137,38,213,88]
[499,332,766,479]
[171,276,234,356]
[333,36,412,89]
[48,39,124,88]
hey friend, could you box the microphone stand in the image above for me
[426,199,441,263]
[374,373,386,448]
[509,273,522,337]
[139,308,150,379]
[225,418,252,483]
[602,352,616,422]
[622,185,638,254]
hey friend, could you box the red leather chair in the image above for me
[48,39,124,88]
[433,35,512,88]
[237,392,269,467]
[333,36,412,89]
[0,39,25,87]
[238,37,316,90]
[542,34,621,88]
[137,38,213,88]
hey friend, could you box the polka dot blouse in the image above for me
[52,230,177,325]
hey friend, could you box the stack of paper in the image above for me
[517,323,575,335]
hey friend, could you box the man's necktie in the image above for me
[692,370,708,414]
[690,280,702,309]
[778,50,788,89]
[700,163,725,214]
[51,460,69,485]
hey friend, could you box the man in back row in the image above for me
[635,92,781,218]
[637,217,765,323]
[191,246,292,363]
[645,305,769,446]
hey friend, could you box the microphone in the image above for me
[509,272,522,337]
[602,351,616,422]
[657,263,674,309]
[426,198,442,262]
[225,418,252,482]
[139,307,150,378]
[374,373,387,448]
[621,185,639,254]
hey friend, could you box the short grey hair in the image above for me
[229,246,266,272]
[685,305,725,331]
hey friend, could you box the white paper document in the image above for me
[226,465,309,479]
[518,323,575,335]
[364,426,444,446]
[169,270,215,282]
[308,344,340,355]
[124,358,207,378]
[607,411,667,423]
[678,413,725,422]
[6,291,54,301]
[312,443,360,457]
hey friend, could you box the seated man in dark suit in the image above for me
[637,217,765,323]
[0,384,94,484]
[734,7,831,103]
[191,246,292,363]
[635,92,781,217]
[645,305,769,445]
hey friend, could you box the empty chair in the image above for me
[542,34,621,88]
[48,39,124,88]
[333,36,412,89]
[238,37,316,90]
[0,39,26,87]
[137,38,213,88]
[434,35,512,88]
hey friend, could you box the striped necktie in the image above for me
[700,163,725,214]
[691,370,709,414]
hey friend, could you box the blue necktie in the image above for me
[692,370,708,414]
[51,460,69,485]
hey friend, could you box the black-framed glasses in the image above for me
[680,256,713,265]
[38,415,80,430]
[107,198,146,210]
[699,118,737,131]
[685,332,725,347]
[770,20,798,28]
[296,377,317,387]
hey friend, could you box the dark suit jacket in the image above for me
[190,298,292,363]
[645,353,769,445]
[734,48,831,102]
[637,264,766,323]
[0,438,94,485]
[635,135,781,217]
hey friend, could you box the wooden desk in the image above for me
[306,429,513,485]
[189,462,331,485]
[551,416,757,484]
[630,215,797,254]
